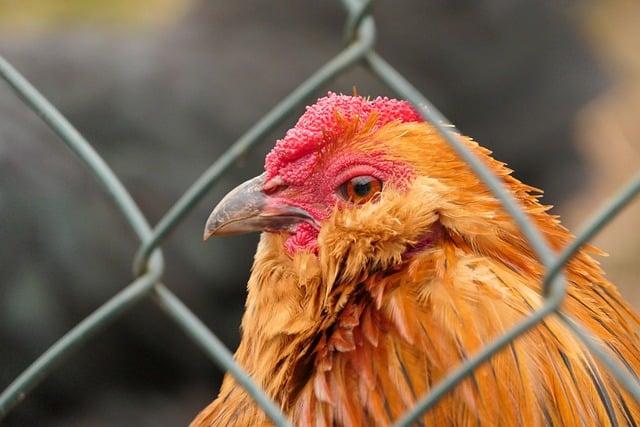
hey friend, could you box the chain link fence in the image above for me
[2,0,640,425]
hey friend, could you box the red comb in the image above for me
[264,92,422,184]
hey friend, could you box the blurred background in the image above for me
[1,0,639,425]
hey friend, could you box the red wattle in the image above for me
[284,223,319,254]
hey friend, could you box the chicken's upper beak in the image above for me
[204,173,315,240]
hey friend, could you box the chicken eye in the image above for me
[338,175,383,204]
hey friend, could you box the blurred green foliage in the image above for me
[0,0,187,30]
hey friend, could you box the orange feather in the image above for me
[192,121,640,426]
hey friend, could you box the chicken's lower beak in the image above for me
[204,173,314,240]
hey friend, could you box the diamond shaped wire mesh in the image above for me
[1,1,640,425]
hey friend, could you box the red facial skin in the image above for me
[262,92,421,253]
[266,152,413,253]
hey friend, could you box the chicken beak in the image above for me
[204,173,315,240]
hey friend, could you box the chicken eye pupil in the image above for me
[353,180,371,197]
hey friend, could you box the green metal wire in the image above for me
[2,0,640,425]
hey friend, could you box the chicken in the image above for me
[192,93,640,426]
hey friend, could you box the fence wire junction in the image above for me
[2,0,640,425]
